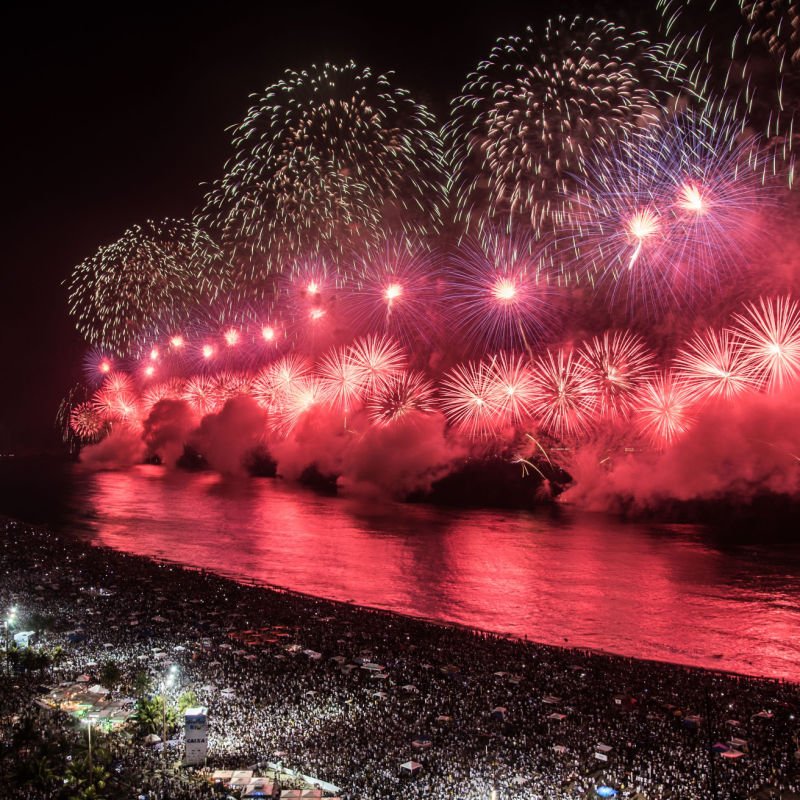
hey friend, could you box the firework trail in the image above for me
[200,62,447,280]
[446,15,686,235]
[67,219,226,355]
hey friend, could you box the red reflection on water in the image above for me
[76,465,800,682]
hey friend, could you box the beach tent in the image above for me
[230,770,254,788]
[721,749,745,759]
[400,761,422,775]
[244,779,275,797]
[412,738,432,749]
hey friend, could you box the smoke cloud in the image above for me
[79,427,145,469]
[564,385,800,511]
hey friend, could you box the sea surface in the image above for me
[1,458,799,681]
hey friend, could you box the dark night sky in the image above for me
[2,1,655,451]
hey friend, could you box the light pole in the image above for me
[162,664,179,768]
[83,713,98,783]
[4,605,17,674]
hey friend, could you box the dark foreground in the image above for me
[0,519,798,800]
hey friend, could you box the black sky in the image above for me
[2,1,654,451]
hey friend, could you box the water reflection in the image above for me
[66,465,800,681]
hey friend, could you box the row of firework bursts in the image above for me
[70,294,800,449]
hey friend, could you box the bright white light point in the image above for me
[224,329,239,346]
[310,308,325,321]
[307,281,320,295]
[99,360,111,374]
[170,335,184,348]
[678,183,706,213]
[150,348,159,361]
[262,326,275,342]
[628,209,659,240]
[384,283,402,302]
[202,344,213,359]
[144,365,155,378]
[492,279,517,302]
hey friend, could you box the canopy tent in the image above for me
[400,761,422,775]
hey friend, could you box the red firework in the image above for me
[69,402,105,440]
[530,349,598,438]
[142,379,186,415]
[317,347,366,413]
[732,296,800,390]
[578,330,655,418]
[182,375,220,416]
[439,360,501,438]
[674,328,757,402]
[485,352,536,425]
[366,370,437,426]
[635,372,695,445]
[346,335,407,393]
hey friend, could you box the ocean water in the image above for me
[2,458,798,681]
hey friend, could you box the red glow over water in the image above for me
[70,465,800,682]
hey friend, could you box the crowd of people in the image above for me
[1,517,798,799]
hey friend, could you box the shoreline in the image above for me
[78,530,796,688]
[2,515,799,799]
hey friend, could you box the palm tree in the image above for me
[99,660,122,691]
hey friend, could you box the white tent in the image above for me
[400,760,422,775]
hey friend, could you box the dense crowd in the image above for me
[1,518,798,799]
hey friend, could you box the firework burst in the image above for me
[69,402,106,441]
[67,218,226,355]
[366,371,437,426]
[636,371,695,445]
[530,349,598,438]
[446,232,559,352]
[446,15,685,234]
[674,327,757,401]
[732,295,800,389]
[200,61,447,274]
[578,331,655,417]
[439,361,502,438]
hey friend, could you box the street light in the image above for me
[162,664,179,766]
[82,713,98,782]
